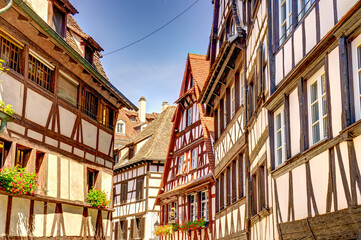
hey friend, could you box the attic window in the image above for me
[129,147,135,159]
[84,45,94,64]
[52,4,66,37]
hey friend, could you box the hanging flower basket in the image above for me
[0,165,38,195]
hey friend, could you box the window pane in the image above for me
[323,117,328,138]
[312,123,320,144]
[358,71,361,94]
[311,103,319,124]
[357,46,361,69]
[321,74,326,94]
[322,96,327,116]
[277,149,283,165]
[281,2,286,22]
[277,132,282,148]
[310,82,318,103]
[276,114,281,130]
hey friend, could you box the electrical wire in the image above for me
[102,0,200,56]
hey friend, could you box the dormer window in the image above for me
[51,4,66,37]
[84,45,94,64]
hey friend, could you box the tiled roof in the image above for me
[65,15,108,80]
[114,106,176,170]
[188,53,210,92]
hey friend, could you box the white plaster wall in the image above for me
[102,211,111,237]
[289,89,300,156]
[319,0,335,39]
[337,0,357,21]
[275,50,283,85]
[309,150,328,216]
[292,165,308,220]
[88,208,98,236]
[353,135,361,205]
[47,154,58,198]
[305,9,317,55]
[25,89,52,127]
[0,194,7,236]
[62,204,82,236]
[59,107,77,138]
[335,142,351,210]
[293,26,304,65]
[26,0,48,21]
[32,200,45,237]
[276,173,289,222]
[61,157,70,199]
[98,129,112,155]
[0,74,24,115]
[328,47,342,136]
[82,119,97,149]
[70,160,84,201]
[7,122,25,135]
[28,129,43,142]
[101,171,112,199]
[9,197,30,236]
[284,39,293,76]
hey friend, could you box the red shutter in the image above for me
[220,99,225,132]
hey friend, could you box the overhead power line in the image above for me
[103,0,200,56]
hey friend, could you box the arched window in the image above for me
[116,120,125,134]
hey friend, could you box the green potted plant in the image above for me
[0,165,38,195]
[87,187,110,208]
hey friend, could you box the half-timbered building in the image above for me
[157,53,215,240]
[264,0,361,239]
[113,106,175,240]
[0,0,136,238]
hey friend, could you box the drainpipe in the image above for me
[0,0,12,15]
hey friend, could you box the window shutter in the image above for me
[226,88,231,123]
[141,217,146,238]
[124,220,128,240]
[130,219,134,239]
[235,72,240,109]
[238,155,244,198]
[58,74,78,106]
[214,109,219,140]
[114,222,119,240]
[220,173,225,209]
[216,178,219,212]
[220,99,225,132]
[232,160,237,202]
[226,167,231,205]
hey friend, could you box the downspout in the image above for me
[0,0,12,15]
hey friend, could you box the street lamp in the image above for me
[154,220,160,240]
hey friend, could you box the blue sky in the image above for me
[72,0,213,113]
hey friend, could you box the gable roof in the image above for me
[114,106,176,170]
[179,53,210,98]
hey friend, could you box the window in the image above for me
[119,220,127,240]
[298,0,315,20]
[15,146,30,168]
[189,75,194,88]
[52,5,65,37]
[232,160,237,202]
[28,55,54,92]
[308,69,327,145]
[58,72,78,107]
[279,0,293,44]
[135,218,142,238]
[87,169,98,191]
[0,37,21,72]
[35,151,44,174]
[120,182,128,204]
[231,85,235,118]
[136,177,144,200]
[191,148,198,169]
[81,88,98,120]
[99,103,114,129]
[238,154,246,198]
[189,194,197,221]
[116,120,125,134]
[274,107,286,167]
[200,191,208,221]
[187,107,193,126]
[130,116,136,122]
[352,36,361,120]
[240,72,245,106]
[177,155,184,174]
[84,45,94,64]
[129,147,135,159]
[0,139,10,168]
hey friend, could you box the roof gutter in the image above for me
[13,0,138,111]
[0,0,12,15]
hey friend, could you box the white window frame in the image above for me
[178,155,184,174]
[189,194,197,221]
[279,0,293,44]
[308,68,327,146]
[231,84,236,118]
[200,191,208,221]
[191,148,198,169]
[274,107,286,167]
[116,120,125,134]
[352,34,361,121]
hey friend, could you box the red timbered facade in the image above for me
[157,54,215,240]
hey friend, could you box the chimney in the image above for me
[138,96,146,123]
[162,101,169,112]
